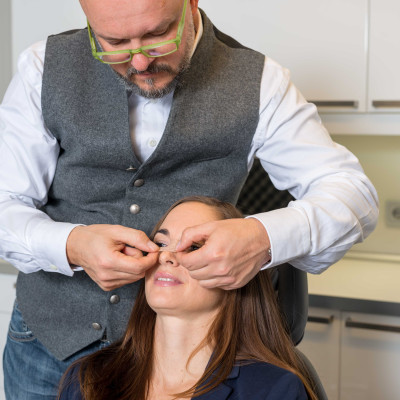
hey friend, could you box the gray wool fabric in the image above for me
[16,11,265,360]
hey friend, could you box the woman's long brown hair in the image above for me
[59,196,317,400]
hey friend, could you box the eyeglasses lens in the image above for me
[100,42,178,64]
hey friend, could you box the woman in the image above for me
[59,196,317,399]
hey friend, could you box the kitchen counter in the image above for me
[309,294,400,317]
[308,251,400,303]
[307,251,400,316]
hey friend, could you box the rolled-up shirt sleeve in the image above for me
[0,41,79,276]
[250,58,379,274]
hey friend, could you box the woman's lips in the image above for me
[154,271,183,286]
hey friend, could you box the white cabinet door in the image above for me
[297,307,341,400]
[368,0,400,113]
[340,312,400,400]
[0,0,11,100]
[200,0,368,113]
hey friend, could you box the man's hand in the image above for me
[66,224,159,291]
[175,218,271,290]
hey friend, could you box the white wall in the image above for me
[0,1,12,101]
[0,1,85,99]
[11,0,86,72]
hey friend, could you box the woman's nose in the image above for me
[130,53,155,72]
[158,250,179,267]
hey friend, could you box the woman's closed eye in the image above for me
[185,243,202,253]
[154,241,168,249]
[153,242,202,253]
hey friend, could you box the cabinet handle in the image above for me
[372,100,400,108]
[309,100,359,108]
[345,318,400,333]
[307,315,334,325]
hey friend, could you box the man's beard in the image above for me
[114,52,191,99]
[110,14,196,99]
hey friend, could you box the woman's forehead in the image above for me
[159,202,220,234]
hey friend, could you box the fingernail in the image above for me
[147,241,159,251]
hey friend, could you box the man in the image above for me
[0,0,378,398]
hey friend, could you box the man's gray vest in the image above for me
[16,11,265,360]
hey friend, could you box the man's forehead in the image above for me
[81,0,180,34]
[81,0,174,18]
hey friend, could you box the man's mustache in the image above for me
[126,64,175,77]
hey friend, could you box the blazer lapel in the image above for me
[195,383,233,400]
[193,366,240,400]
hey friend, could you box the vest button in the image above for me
[110,295,120,304]
[126,166,137,172]
[130,204,140,214]
[134,179,144,187]
[92,322,102,331]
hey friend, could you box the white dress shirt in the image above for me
[0,18,378,277]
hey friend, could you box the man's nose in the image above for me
[130,53,155,72]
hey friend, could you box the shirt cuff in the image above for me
[249,206,311,268]
[29,219,82,276]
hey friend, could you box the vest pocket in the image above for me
[188,150,233,164]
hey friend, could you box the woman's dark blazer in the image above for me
[59,361,308,399]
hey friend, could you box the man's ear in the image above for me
[190,0,199,17]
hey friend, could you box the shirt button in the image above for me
[134,179,144,187]
[110,295,120,304]
[92,322,102,331]
[149,139,158,147]
[130,204,140,214]
[49,265,58,271]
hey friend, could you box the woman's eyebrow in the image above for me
[155,228,169,237]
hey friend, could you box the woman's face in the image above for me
[145,202,225,318]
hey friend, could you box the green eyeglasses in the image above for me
[87,0,188,65]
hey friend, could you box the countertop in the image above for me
[307,251,400,304]
[307,251,400,316]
